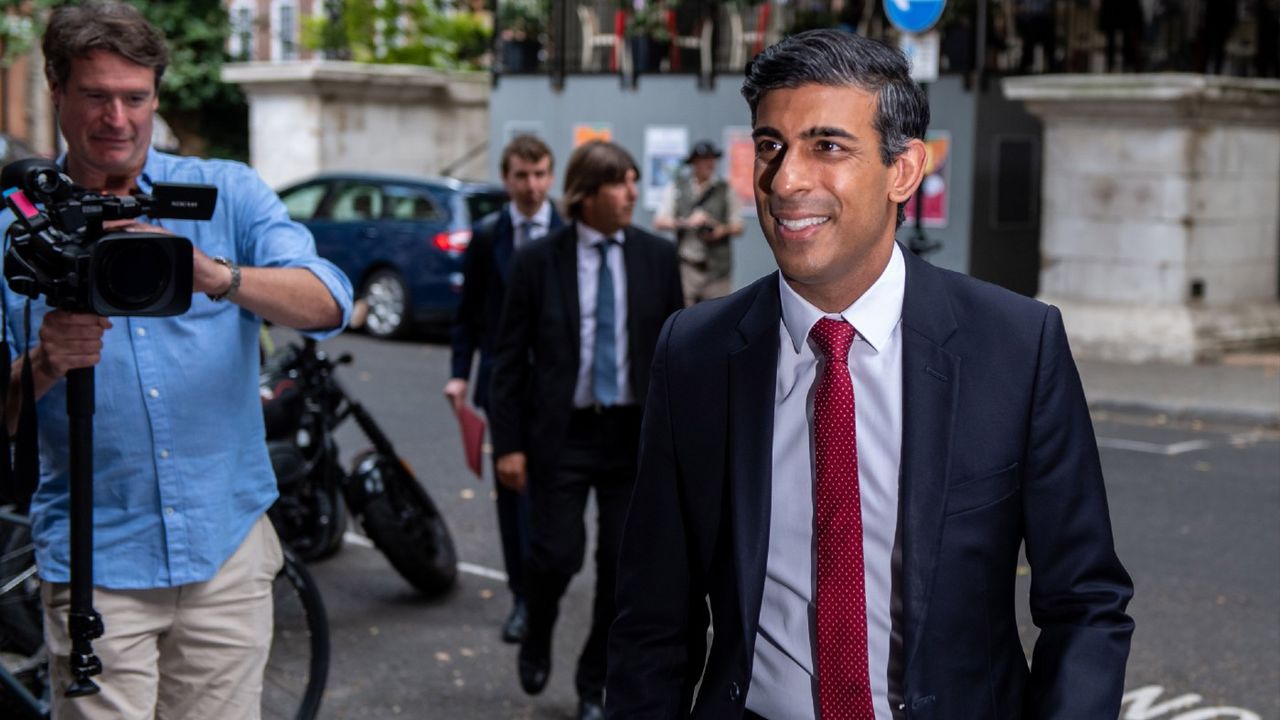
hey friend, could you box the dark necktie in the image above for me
[592,240,618,406]
[810,317,875,719]
[518,220,535,246]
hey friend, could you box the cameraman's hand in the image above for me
[496,452,527,493]
[103,219,173,235]
[191,247,234,296]
[33,311,112,381]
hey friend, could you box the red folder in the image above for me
[456,404,486,480]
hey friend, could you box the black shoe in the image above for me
[578,697,605,720]
[517,641,550,695]
[502,600,528,644]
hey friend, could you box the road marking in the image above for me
[1122,685,1260,719]
[343,531,375,548]
[457,562,508,582]
[1097,432,1269,456]
[343,533,511,582]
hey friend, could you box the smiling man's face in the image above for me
[54,50,157,189]
[752,83,919,311]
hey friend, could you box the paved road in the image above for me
[289,331,1279,720]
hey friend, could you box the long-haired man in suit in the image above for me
[446,134,563,643]
[490,141,683,720]
[607,30,1133,719]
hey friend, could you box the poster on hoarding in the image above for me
[642,126,689,211]
[902,130,950,228]
[573,123,613,147]
[722,126,756,218]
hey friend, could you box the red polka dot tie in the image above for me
[810,317,875,720]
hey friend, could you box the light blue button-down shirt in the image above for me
[2,149,353,589]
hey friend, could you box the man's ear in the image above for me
[887,138,928,206]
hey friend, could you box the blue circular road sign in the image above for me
[883,0,946,34]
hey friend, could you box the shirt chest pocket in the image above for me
[944,462,1019,516]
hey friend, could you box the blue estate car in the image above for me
[278,173,507,338]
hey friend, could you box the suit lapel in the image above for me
[494,210,516,283]
[554,225,581,361]
[896,246,960,674]
[622,228,645,376]
[727,277,782,653]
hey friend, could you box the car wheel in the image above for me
[361,269,408,339]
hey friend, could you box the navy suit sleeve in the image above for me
[450,217,494,382]
[1021,306,1135,718]
[489,244,536,459]
[607,310,697,718]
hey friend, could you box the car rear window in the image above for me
[280,182,328,220]
[465,193,506,223]
[385,185,446,222]
[331,183,383,221]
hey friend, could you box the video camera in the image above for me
[1,158,217,316]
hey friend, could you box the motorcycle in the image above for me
[260,338,457,597]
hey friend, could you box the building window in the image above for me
[271,0,299,61]
[227,0,254,61]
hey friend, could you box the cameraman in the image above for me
[652,140,744,307]
[1,3,352,718]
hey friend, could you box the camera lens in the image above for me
[96,237,171,311]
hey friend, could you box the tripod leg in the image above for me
[65,367,103,697]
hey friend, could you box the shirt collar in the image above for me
[779,242,906,355]
[575,221,624,247]
[511,200,552,228]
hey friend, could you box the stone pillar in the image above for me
[222,61,490,190]
[1004,74,1280,364]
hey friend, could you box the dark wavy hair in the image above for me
[561,141,640,221]
[43,1,169,92]
[742,29,930,226]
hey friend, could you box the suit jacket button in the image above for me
[728,681,740,701]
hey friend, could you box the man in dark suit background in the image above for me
[445,134,563,643]
[491,140,683,720]
[607,30,1133,720]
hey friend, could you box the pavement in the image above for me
[1077,351,1280,427]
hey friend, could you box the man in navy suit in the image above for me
[491,141,683,720]
[446,134,563,643]
[607,30,1134,719]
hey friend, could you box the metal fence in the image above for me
[492,0,1279,85]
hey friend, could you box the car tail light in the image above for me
[433,230,472,253]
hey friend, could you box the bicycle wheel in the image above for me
[0,523,42,656]
[349,451,458,597]
[262,553,329,720]
[0,518,48,719]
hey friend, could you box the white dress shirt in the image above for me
[510,200,553,246]
[572,221,632,408]
[747,243,906,720]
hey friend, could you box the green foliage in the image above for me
[627,1,672,42]
[306,0,493,71]
[497,0,548,41]
[136,0,248,160]
[0,0,53,67]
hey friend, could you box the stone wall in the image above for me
[1005,74,1280,363]
[222,61,490,190]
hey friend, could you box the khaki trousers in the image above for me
[679,262,732,307]
[43,513,284,720]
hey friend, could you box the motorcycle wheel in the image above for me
[268,442,348,563]
[349,451,457,597]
